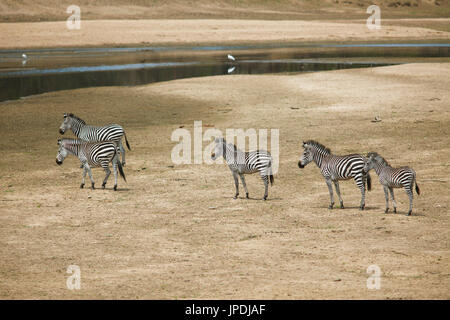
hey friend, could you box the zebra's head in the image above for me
[363,152,388,173]
[298,141,313,168]
[56,139,68,165]
[211,137,225,160]
[59,113,71,134]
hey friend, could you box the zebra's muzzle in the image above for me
[211,152,215,159]
[59,129,65,134]
[298,161,305,169]
[56,159,63,165]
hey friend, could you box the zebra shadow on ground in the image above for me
[101,188,130,192]
[220,196,283,201]
[310,205,381,211]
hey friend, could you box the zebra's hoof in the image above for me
[385,208,389,213]
[114,185,117,191]
[233,196,238,200]
[263,196,267,201]
[246,193,249,199]
[91,183,95,190]
[340,203,344,209]
[80,183,84,189]
[393,208,397,214]
[102,183,106,189]
[407,211,412,216]
[328,205,333,210]
[359,205,365,211]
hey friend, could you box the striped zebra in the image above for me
[211,138,274,200]
[59,113,131,166]
[56,138,126,191]
[298,140,371,210]
[363,152,420,215]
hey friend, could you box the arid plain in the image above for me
[1,63,449,299]
[0,0,449,299]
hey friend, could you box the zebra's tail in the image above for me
[124,131,131,150]
[269,160,274,186]
[117,159,127,182]
[113,145,127,182]
[366,172,372,191]
[415,181,420,195]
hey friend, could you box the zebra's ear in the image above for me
[57,139,61,145]
[63,113,67,118]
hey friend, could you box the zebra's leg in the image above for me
[101,162,111,189]
[84,163,95,189]
[232,171,239,199]
[389,187,397,213]
[405,185,413,215]
[260,174,269,201]
[112,159,118,191]
[383,186,390,213]
[326,179,334,209]
[118,139,126,167]
[81,166,87,189]
[239,173,249,199]
[333,181,344,209]
[355,175,366,210]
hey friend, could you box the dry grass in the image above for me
[0,63,449,299]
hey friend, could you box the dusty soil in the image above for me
[0,0,448,22]
[1,19,449,50]
[0,63,449,299]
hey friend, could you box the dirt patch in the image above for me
[0,63,449,299]
[1,19,449,50]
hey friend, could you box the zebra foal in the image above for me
[56,138,126,191]
[363,152,420,215]
[59,113,131,166]
[298,140,371,210]
[211,138,274,200]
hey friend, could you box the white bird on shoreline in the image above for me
[22,53,28,60]
[227,54,235,61]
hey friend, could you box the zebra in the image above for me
[59,113,131,166]
[363,152,420,215]
[56,138,126,191]
[211,137,274,200]
[298,140,371,210]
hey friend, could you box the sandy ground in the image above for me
[1,19,449,49]
[0,63,449,299]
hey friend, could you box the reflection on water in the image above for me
[0,60,394,102]
[0,43,449,102]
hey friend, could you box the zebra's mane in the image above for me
[67,113,86,125]
[59,138,82,146]
[304,140,331,155]
[367,152,390,166]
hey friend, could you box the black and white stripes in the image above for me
[56,138,126,190]
[211,138,274,200]
[363,152,420,215]
[59,113,131,166]
[298,140,371,210]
